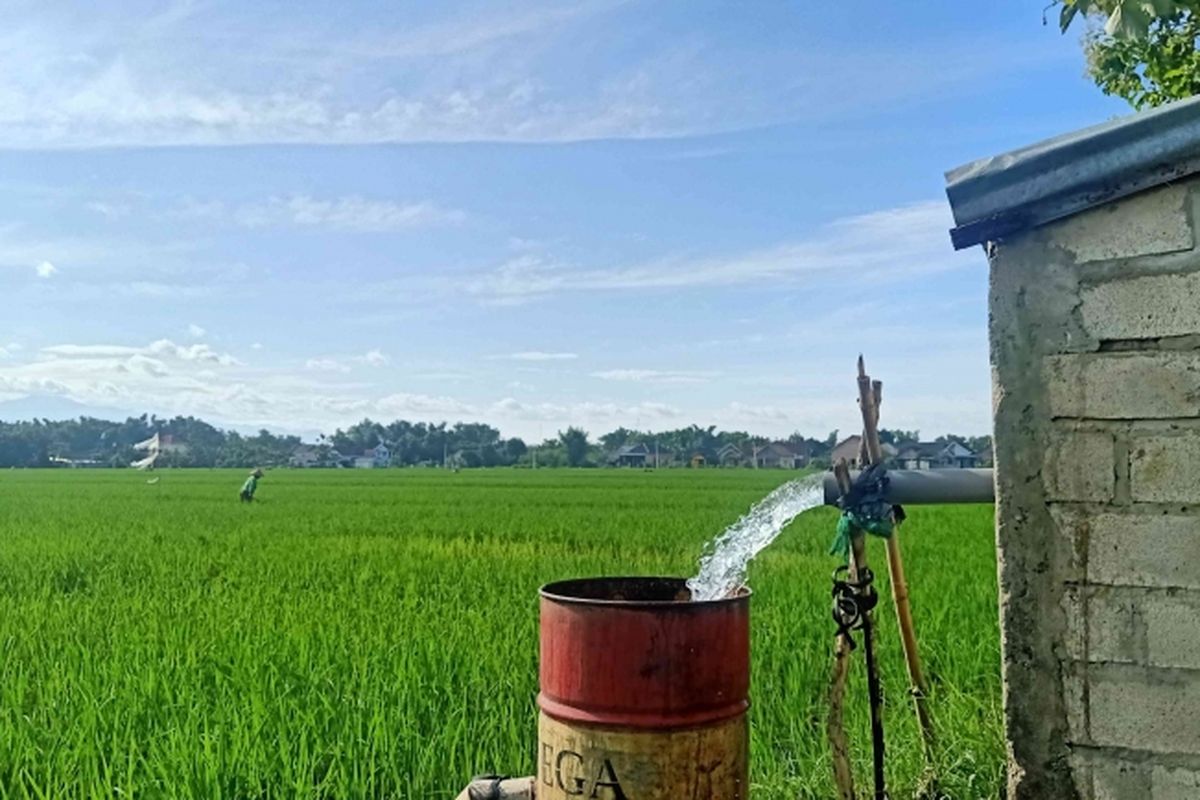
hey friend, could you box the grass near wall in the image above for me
[0,468,1002,799]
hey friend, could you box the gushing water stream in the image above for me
[687,474,826,601]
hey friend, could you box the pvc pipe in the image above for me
[822,468,995,507]
[454,777,535,800]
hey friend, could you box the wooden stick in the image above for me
[856,357,937,766]
[827,460,857,800]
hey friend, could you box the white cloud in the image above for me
[726,402,790,421]
[0,6,1065,149]
[36,260,57,278]
[306,350,389,372]
[489,398,683,425]
[495,351,579,362]
[251,342,264,350]
[305,358,350,373]
[237,195,466,232]
[355,349,389,367]
[0,335,990,441]
[169,198,226,221]
[591,369,716,384]
[122,282,214,298]
[42,339,240,366]
[464,202,971,303]
[376,392,473,417]
[187,323,206,338]
[86,201,129,219]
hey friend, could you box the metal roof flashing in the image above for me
[945,94,1200,250]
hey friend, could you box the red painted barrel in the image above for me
[537,577,750,800]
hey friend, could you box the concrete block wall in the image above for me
[989,180,1200,799]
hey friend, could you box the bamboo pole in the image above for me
[827,460,857,800]
[855,357,937,768]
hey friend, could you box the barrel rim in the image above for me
[540,575,750,607]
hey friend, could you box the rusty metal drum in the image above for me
[537,577,750,800]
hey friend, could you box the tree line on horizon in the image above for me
[0,414,991,470]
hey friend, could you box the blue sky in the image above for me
[0,1,1126,441]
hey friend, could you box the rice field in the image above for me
[0,468,1002,799]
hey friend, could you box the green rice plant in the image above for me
[0,468,1001,799]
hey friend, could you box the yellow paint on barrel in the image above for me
[537,711,748,800]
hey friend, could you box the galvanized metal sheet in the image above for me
[945,93,1200,250]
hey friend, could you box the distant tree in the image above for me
[967,435,992,455]
[559,427,590,467]
[599,427,640,451]
[503,438,528,461]
[878,429,920,445]
[331,419,384,454]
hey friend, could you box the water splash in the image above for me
[687,474,826,601]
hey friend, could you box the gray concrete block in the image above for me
[1131,434,1200,503]
[1082,271,1200,341]
[1055,183,1193,265]
[1087,512,1200,590]
[1092,758,1150,800]
[1089,665,1200,754]
[1153,765,1200,800]
[1046,353,1200,420]
[1145,592,1200,669]
[1087,589,1145,665]
[1067,586,1200,669]
[1045,431,1116,502]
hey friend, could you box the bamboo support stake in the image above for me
[856,357,937,767]
[827,459,858,800]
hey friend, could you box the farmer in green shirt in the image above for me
[240,468,264,503]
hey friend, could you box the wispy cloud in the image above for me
[465,201,971,303]
[86,201,130,219]
[489,397,682,423]
[339,4,615,60]
[725,402,790,421]
[0,5,1067,149]
[35,260,57,278]
[305,350,388,372]
[305,358,350,373]
[355,349,389,367]
[187,323,206,338]
[237,195,465,232]
[0,335,684,436]
[43,339,240,366]
[591,369,717,384]
[494,351,579,362]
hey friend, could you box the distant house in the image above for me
[830,435,864,469]
[754,442,808,469]
[976,445,994,467]
[290,445,339,468]
[894,440,977,470]
[341,444,391,469]
[290,446,319,468]
[717,443,746,467]
[609,443,650,467]
[609,443,673,467]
